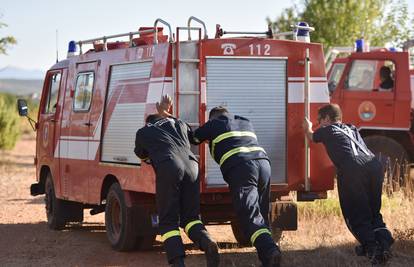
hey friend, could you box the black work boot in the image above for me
[171,256,185,267]
[355,244,366,256]
[263,248,281,267]
[366,245,385,266]
[375,228,394,260]
[199,232,220,267]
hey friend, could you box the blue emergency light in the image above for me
[356,39,364,52]
[389,47,397,52]
[297,22,310,38]
[67,40,77,58]
[68,41,77,53]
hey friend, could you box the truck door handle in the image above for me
[84,122,92,126]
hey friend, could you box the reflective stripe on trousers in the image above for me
[162,229,181,242]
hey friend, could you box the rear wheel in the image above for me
[105,183,137,251]
[135,234,156,250]
[364,135,408,165]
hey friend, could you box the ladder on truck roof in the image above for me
[174,17,208,159]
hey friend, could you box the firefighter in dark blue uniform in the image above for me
[134,96,219,267]
[191,106,281,267]
[303,104,394,265]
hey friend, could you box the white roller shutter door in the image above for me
[101,62,151,164]
[205,57,287,185]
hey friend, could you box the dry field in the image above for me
[0,135,413,266]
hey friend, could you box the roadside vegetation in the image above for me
[0,92,38,149]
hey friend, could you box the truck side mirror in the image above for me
[16,98,37,131]
[17,99,28,116]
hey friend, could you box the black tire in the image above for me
[135,234,156,250]
[231,220,251,247]
[45,173,66,230]
[105,183,137,251]
[364,135,408,165]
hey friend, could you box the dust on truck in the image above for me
[18,17,335,250]
[327,40,414,164]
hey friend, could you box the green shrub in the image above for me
[0,93,20,149]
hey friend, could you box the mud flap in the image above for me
[270,201,297,231]
[30,183,42,196]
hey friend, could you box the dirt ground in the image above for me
[1,135,413,267]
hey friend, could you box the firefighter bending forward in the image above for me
[134,96,219,267]
[303,104,394,265]
[188,104,282,267]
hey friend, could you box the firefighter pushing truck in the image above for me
[17,17,335,254]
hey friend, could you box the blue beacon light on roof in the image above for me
[67,40,77,58]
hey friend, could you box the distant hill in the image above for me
[0,66,45,80]
[0,79,43,97]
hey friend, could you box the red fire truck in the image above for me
[327,41,414,164]
[18,17,334,251]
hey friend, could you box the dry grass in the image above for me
[1,136,413,266]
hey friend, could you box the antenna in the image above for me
[56,29,59,63]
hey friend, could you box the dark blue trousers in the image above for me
[155,157,207,263]
[224,159,278,265]
[337,155,392,249]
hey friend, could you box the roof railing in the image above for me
[154,18,174,44]
[75,18,173,54]
[187,16,208,40]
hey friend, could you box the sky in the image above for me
[0,0,293,71]
[1,0,414,72]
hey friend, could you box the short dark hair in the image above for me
[209,106,229,119]
[318,104,342,122]
[145,114,162,124]
[380,66,391,79]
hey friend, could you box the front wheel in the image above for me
[45,173,66,230]
[364,135,408,165]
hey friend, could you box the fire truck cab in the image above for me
[20,17,334,251]
[328,43,414,164]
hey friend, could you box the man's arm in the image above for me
[303,117,314,142]
[134,130,150,160]
[192,120,215,144]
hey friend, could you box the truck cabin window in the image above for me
[328,63,345,94]
[345,60,395,92]
[73,72,95,111]
[44,72,61,114]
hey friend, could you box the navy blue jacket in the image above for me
[135,117,197,168]
[192,114,269,174]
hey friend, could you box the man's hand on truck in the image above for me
[156,94,173,117]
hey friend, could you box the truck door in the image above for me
[38,70,65,189]
[66,62,98,202]
[336,59,395,125]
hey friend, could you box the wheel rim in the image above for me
[110,195,122,241]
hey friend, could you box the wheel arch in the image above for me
[100,174,119,204]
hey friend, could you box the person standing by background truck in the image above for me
[303,104,394,265]
[134,96,219,267]
[189,106,281,267]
